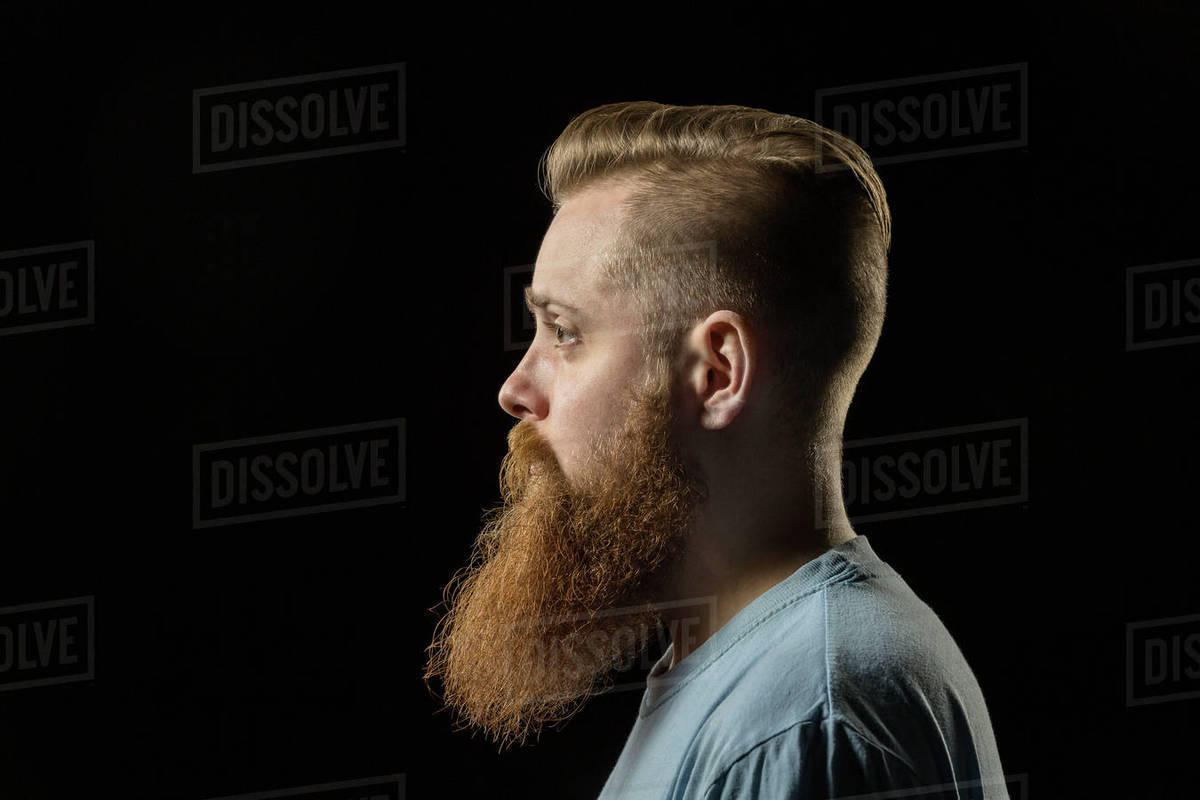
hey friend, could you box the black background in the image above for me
[0,2,1196,797]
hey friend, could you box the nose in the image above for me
[498,360,547,421]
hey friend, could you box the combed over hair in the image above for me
[537,101,891,469]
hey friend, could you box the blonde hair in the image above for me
[537,101,890,464]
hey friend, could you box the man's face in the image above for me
[424,181,708,748]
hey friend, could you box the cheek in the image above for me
[552,381,623,478]
[549,338,645,478]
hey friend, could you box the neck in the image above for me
[657,505,855,671]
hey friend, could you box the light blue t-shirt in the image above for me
[597,535,1008,800]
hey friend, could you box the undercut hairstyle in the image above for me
[537,101,891,477]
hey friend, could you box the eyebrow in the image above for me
[524,286,583,315]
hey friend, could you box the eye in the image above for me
[541,320,579,348]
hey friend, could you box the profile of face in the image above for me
[424,182,709,749]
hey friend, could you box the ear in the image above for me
[683,310,754,431]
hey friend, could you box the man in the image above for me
[425,101,1008,799]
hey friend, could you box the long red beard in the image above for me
[424,376,707,749]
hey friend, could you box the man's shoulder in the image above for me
[822,566,983,704]
[642,548,1006,798]
[692,564,980,766]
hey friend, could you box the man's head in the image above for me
[424,102,890,749]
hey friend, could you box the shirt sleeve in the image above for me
[700,716,921,800]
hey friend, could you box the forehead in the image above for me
[532,180,640,306]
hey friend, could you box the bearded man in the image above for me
[426,101,1009,800]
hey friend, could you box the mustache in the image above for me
[500,420,563,501]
